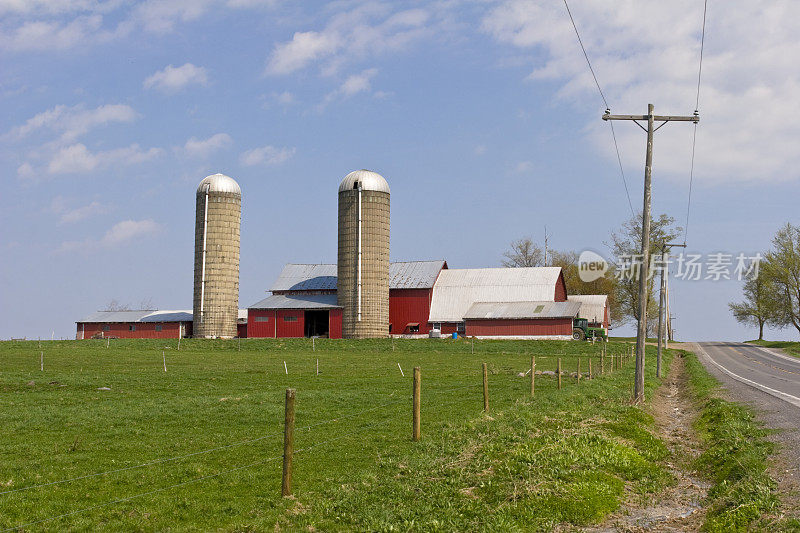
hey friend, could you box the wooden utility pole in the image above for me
[603,104,699,403]
[656,243,686,378]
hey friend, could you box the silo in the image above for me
[193,173,241,338]
[338,169,390,338]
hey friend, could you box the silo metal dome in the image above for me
[196,173,241,196]
[193,173,241,339]
[338,169,390,194]
[337,169,390,339]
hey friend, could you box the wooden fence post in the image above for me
[282,388,295,497]
[601,351,605,375]
[577,359,581,383]
[482,363,489,412]
[589,358,593,380]
[530,355,535,397]
[557,358,562,390]
[412,367,421,441]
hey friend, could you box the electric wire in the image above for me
[562,0,635,217]
[0,395,409,496]
[684,0,708,244]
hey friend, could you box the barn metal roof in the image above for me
[567,295,608,324]
[390,261,447,289]
[428,267,564,323]
[248,293,341,310]
[270,264,338,291]
[270,261,446,291]
[338,169,390,194]
[464,301,581,320]
[77,309,247,323]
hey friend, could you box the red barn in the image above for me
[247,261,447,338]
[568,295,611,330]
[427,267,574,339]
[76,310,248,339]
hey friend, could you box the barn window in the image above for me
[129,325,136,331]
[534,305,545,314]
[102,325,110,331]
[457,322,466,333]
[155,325,162,332]
[409,324,419,333]
[284,316,297,322]
[255,316,270,322]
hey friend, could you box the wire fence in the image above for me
[1,343,639,530]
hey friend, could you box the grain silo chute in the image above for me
[337,169,390,338]
[193,173,241,338]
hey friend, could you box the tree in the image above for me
[502,238,543,267]
[102,299,130,312]
[549,250,622,326]
[762,223,800,336]
[729,273,776,341]
[607,212,682,335]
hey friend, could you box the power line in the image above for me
[562,0,635,217]
[684,0,708,244]
[562,0,607,109]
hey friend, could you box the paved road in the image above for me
[694,342,800,408]
[692,342,800,506]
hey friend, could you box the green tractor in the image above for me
[572,318,607,341]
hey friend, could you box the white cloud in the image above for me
[182,133,232,157]
[100,219,160,245]
[47,143,162,174]
[239,145,295,166]
[49,196,109,223]
[319,68,379,109]
[514,161,532,173]
[481,0,800,184]
[2,14,106,51]
[266,6,433,76]
[59,218,161,252]
[126,0,215,34]
[474,145,487,156]
[143,63,208,93]
[17,162,35,178]
[267,31,341,75]
[9,103,138,142]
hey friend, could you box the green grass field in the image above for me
[748,340,800,358]
[1,338,667,531]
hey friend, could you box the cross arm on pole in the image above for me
[602,112,699,124]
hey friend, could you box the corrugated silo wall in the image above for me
[193,190,241,338]
[338,189,390,338]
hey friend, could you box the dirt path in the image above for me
[586,354,709,532]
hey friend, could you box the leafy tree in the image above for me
[607,212,682,335]
[762,223,800,336]
[729,273,776,341]
[502,238,543,267]
[549,250,622,326]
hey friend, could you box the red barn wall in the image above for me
[329,308,342,339]
[248,310,277,338]
[237,322,247,338]
[78,322,182,339]
[465,318,572,337]
[276,310,304,338]
[389,288,432,334]
[554,272,568,302]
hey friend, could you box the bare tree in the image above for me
[502,238,544,268]
[102,299,131,312]
[138,297,156,311]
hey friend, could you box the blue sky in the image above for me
[1,0,798,341]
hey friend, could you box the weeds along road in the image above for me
[692,341,800,511]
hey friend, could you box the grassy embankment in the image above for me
[1,338,670,531]
[683,350,785,531]
[748,340,800,358]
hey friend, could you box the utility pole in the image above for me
[656,243,685,378]
[603,104,698,403]
[543,225,549,266]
